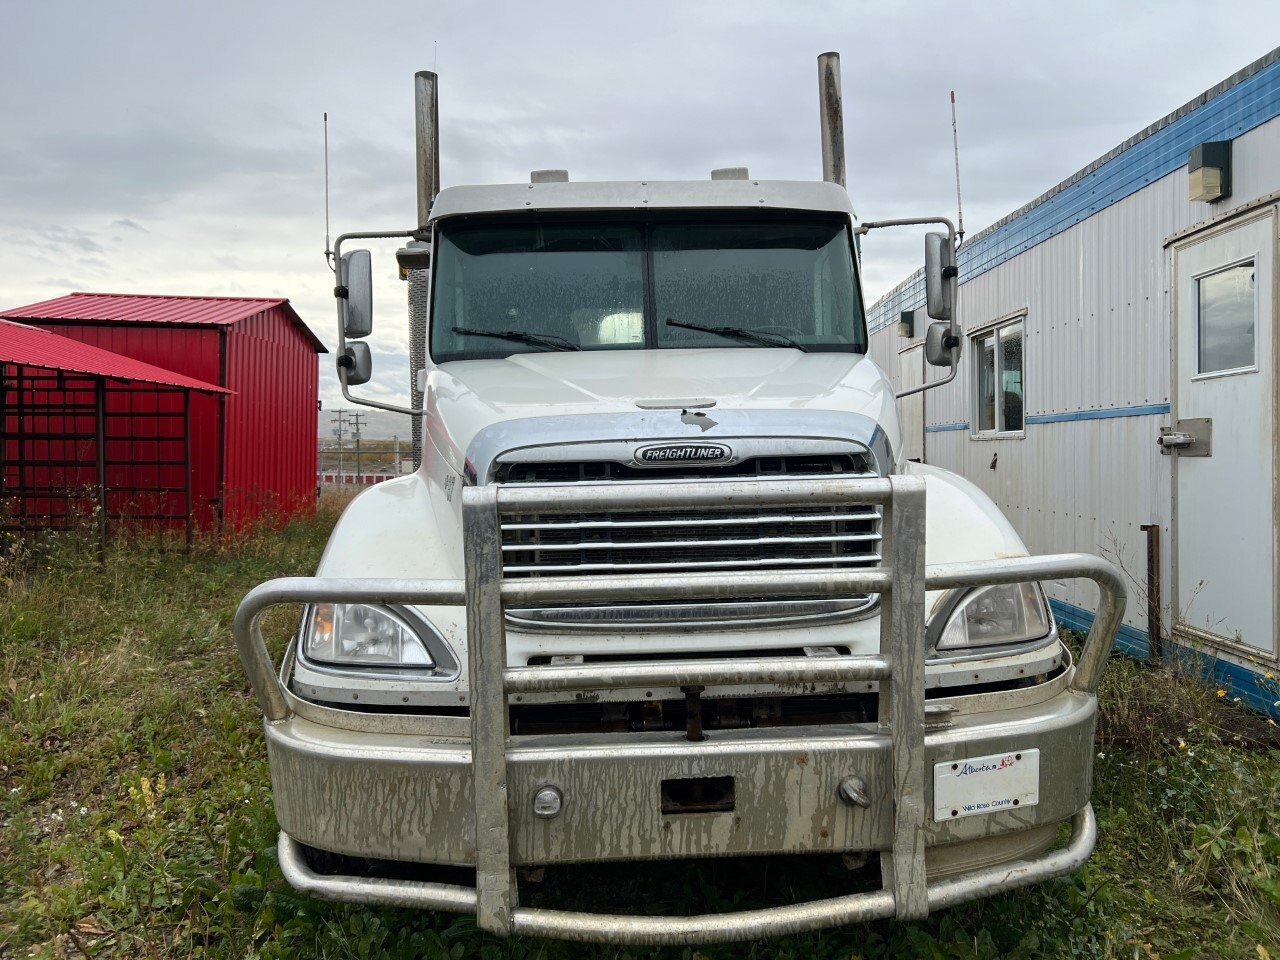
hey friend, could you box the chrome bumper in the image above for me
[235,475,1125,943]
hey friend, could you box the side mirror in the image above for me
[925,321,959,367]
[924,232,955,321]
[339,341,372,385]
[340,249,374,338]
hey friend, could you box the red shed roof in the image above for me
[0,319,229,393]
[1,292,327,352]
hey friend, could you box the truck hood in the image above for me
[424,348,900,476]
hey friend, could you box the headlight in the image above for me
[303,603,435,667]
[933,582,1052,652]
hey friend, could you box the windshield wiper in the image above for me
[665,317,805,351]
[451,326,580,352]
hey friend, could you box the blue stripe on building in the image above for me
[924,402,1168,432]
[869,53,1280,333]
[1049,598,1280,718]
[1023,403,1171,424]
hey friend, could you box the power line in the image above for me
[349,411,366,478]
[330,410,348,480]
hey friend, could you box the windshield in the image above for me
[429,216,866,361]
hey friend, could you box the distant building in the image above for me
[2,293,326,527]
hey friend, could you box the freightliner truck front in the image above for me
[234,54,1125,944]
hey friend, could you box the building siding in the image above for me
[222,307,319,525]
[866,53,1280,705]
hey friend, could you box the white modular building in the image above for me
[868,47,1280,714]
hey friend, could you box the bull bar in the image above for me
[233,475,1125,944]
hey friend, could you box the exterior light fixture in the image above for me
[1188,141,1231,203]
[396,240,432,280]
[899,309,916,339]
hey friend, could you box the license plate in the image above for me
[933,749,1040,822]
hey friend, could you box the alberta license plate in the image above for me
[933,749,1040,822]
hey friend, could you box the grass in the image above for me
[1,498,1278,959]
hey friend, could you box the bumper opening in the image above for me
[511,691,877,735]
[661,775,736,814]
[302,843,477,889]
[298,664,1066,722]
[506,670,1060,736]
[295,838,883,915]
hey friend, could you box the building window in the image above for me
[972,319,1024,435]
[1197,262,1255,375]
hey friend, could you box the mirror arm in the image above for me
[857,216,961,400]
[896,352,959,399]
[331,229,427,417]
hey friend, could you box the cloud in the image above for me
[3,0,1280,427]
[31,225,107,255]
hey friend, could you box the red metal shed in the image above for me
[1,293,326,527]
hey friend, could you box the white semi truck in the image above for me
[234,55,1125,944]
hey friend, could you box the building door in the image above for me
[1171,210,1277,662]
[898,344,925,462]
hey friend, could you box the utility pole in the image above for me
[350,411,366,480]
[393,435,401,475]
[330,410,348,484]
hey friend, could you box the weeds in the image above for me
[1,497,1277,958]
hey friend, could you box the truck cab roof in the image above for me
[428,179,857,221]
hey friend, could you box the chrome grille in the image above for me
[497,454,881,629]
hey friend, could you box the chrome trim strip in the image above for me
[505,596,879,633]
[464,409,894,484]
[501,532,881,552]
[502,510,882,530]
[503,553,883,575]
[496,470,876,487]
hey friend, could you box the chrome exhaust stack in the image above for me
[414,70,441,228]
[818,52,846,188]
[409,70,440,467]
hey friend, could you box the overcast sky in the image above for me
[3,1,1279,427]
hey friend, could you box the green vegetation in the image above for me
[2,501,1278,958]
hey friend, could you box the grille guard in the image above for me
[234,475,1126,942]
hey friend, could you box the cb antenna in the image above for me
[950,90,965,246]
[323,111,334,271]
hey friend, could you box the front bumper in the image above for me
[267,683,1096,868]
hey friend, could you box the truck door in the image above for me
[1171,209,1277,664]
[898,343,925,462]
